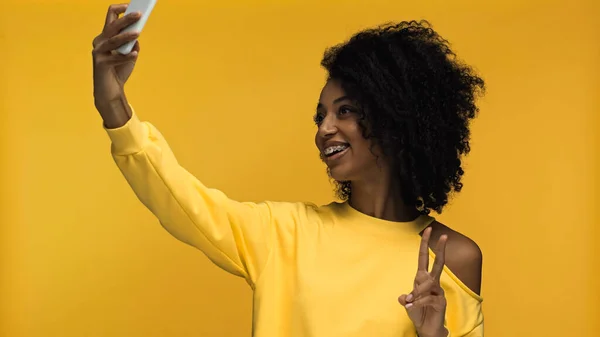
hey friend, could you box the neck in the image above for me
[348,173,420,223]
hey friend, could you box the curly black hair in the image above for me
[320,20,485,215]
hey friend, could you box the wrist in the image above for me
[418,327,448,337]
[95,95,132,129]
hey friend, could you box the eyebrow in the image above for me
[316,95,351,110]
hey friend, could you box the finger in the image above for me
[406,278,438,303]
[104,3,129,28]
[132,40,141,52]
[431,234,448,279]
[95,51,138,67]
[398,294,408,306]
[92,35,102,48]
[94,16,140,50]
[95,32,140,54]
[418,227,432,271]
[404,295,437,309]
[109,51,138,64]
[106,11,142,36]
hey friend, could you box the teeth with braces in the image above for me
[324,145,349,156]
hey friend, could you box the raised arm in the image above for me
[91,4,291,285]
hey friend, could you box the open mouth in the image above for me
[323,144,350,159]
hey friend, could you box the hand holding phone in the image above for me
[116,0,157,55]
[92,4,147,127]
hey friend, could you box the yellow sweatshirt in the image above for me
[104,109,484,337]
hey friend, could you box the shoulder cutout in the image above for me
[426,221,483,295]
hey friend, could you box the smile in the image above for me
[323,144,350,161]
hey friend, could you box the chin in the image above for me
[328,165,353,182]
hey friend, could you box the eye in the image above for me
[313,113,324,125]
[338,105,355,116]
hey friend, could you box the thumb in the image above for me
[400,295,422,325]
[398,294,408,306]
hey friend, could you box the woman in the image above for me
[92,4,485,337]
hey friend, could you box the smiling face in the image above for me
[314,79,386,182]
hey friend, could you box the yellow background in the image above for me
[1,0,598,336]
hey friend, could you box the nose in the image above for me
[318,113,338,138]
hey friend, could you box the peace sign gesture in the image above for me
[399,227,449,337]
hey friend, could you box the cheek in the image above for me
[348,131,374,157]
[344,120,365,143]
[347,123,383,160]
[352,141,377,161]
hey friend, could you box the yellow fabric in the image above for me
[105,109,484,337]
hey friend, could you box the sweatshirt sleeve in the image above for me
[104,109,281,286]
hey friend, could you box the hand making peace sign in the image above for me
[398,227,449,337]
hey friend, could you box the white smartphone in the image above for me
[116,0,158,55]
